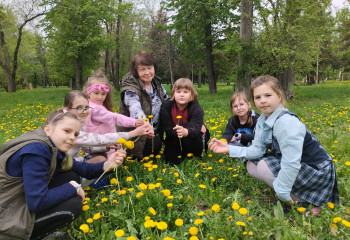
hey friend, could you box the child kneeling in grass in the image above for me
[160,78,210,165]
[0,110,126,240]
[209,75,339,216]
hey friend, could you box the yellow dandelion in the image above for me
[149,207,156,215]
[82,205,90,211]
[126,176,133,182]
[136,192,144,198]
[327,202,335,209]
[115,229,125,237]
[297,207,306,212]
[199,184,206,189]
[167,203,173,208]
[93,212,101,220]
[161,189,171,196]
[175,219,183,227]
[194,219,203,225]
[79,224,89,233]
[86,218,93,224]
[177,179,182,184]
[236,221,246,226]
[212,204,220,212]
[101,197,108,203]
[157,221,168,230]
[189,226,198,235]
[239,208,248,215]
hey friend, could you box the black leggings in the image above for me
[30,171,82,240]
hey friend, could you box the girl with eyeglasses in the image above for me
[64,91,150,188]
[221,92,259,146]
[64,90,151,163]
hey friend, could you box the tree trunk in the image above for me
[198,68,202,88]
[204,10,216,94]
[167,31,174,86]
[75,57,82,89]
[237,0,253,93]
[113,0,122,91]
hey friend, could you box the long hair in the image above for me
[83,69,114,111]
[170,78,198,102]
[230,92,254,127]
[250,75,286,106]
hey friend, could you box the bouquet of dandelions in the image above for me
[95,138,135,190]
[176,116,182,151]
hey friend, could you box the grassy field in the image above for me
[0,81,350,239]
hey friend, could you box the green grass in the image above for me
[1,81,350,239]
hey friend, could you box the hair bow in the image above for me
[87,84,110,95]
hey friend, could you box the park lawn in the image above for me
[0,81,350,239]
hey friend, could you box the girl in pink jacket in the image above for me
[83,70,145,159]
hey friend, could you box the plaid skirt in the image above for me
[251,156,340,206]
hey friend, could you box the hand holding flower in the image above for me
[103,149,126,171]
[173,125,188,138]
[129,123,151,138]
[135,119,145,127]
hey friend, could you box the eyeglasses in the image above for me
[69,106,92,113]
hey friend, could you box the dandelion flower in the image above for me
[127,236,136,240]
[177,179,182,184]
[86,218,93,224]
[79,224,89,233]
[139,183,148,190]
[239,208,248,215]
[110,178,118,185]
[175,219,183,226]
[126,176,133,182]
[194,219,203,225]
[197,211,204,216]
[199,184,206,189]
[163,237,175,240]
[144,219,155,228]
[101,197,108,203]
[149,207,156,215]
[327,202,335,209]
[341,220,350,227]
[136,192,144,198]
[236,221,246,226]
[190,237,199,240]
[212,204,220,213]
[117,138,126,144]
[189,226,198,235]
[82,205,90,211]
[167,203,173,208]
[333,217,342,223]
[93,212,101,220]
[115,229,125,237]
[157,221,168,230]
[161,189,171,196]
[297,207,306,212]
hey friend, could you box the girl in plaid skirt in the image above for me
[209,75,339,215]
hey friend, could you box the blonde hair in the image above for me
[230,92,254,127]
[170,78,198,102]
[250,75,286,106]
[83,69,114,111]
[45,110,80,126]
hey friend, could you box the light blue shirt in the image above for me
[229,105,306,201]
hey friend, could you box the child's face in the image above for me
[44,116,81,152]
[253,83,281,118]
[137,64,155,84]
[89,82,107,105]
[174,88,192,109]
[232,97,250,118]
[68,96,90,123]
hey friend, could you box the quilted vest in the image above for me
[0,128,58,240]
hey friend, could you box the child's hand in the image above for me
[129,123,151,138]
[209,138,229,154]
[135,119,145,127]
[201,125,206,134]
[146,125,155,138]
[107,144,119,149]
[70,181,85,202]
[173,125,188,138]
[103,149,126,171]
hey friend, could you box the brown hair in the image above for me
[130,51,157,79]
[63,90,88,108]
[170,78,198,102]
[230,92,254,127]
[83,69,114,111]
[45,110,80,126]
[250,75,286,106]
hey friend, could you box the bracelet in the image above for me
[75,184,81,194]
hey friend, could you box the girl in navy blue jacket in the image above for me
[0,110,125,240]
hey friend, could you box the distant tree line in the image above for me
[0,0,349,96]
